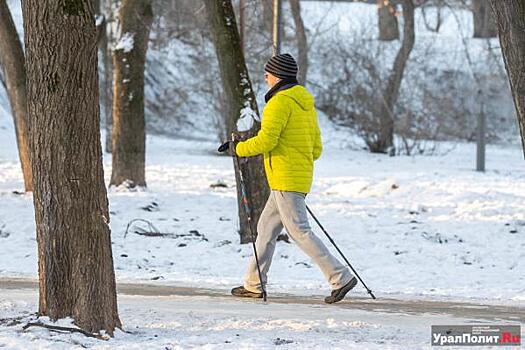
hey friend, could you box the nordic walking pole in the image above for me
[306,205,376,300]
[230,134,268,302]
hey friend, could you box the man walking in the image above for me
[219,53,357,303]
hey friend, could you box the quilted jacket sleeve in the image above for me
[312,111,322,161]
[235,95,291,157]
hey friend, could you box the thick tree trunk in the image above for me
[377,0,399,41]
[473,0,497,38]
[371,0,415,154]
[289,0,308,85]
[110,0,153,188]
[21,0,121,335]
[0,0,32,191]
[204,0,270,244]
[490,0,525,156]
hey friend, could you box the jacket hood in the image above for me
[277,85,315,111]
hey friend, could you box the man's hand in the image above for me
[217,141,237,156]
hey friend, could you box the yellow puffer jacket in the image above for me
[235,85,322,193]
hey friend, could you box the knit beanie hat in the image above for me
[264,53,298,79]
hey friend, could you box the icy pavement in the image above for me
[1,283,522,350]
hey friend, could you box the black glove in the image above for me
[218,141,236,155]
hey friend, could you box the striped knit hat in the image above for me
[264,53,298,79]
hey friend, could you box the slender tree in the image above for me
[101,0,117,154]
[421,0,444,33]
[110,0,153,188]
[489,0,525,156]
[239,0,245,50]
[377,0,399,41]
[473,0,497,38]
[22,0,120,334]
[289,0,308,85]
[272,0,283,54]
[97,0,110,153]
[371,0,415,154]
[204,0,270,244]
[0,0,32,191]
[261,0,274,37]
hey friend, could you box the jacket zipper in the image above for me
[269,152,273,170]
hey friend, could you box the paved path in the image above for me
[1,277,523,323]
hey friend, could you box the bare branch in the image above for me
[22,322,109,340]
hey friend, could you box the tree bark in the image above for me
[289,0,308,85]
[110,0,153,188]
[489,0,525,156]
[377,0,399,41]
[371,0,415,154]
[204,0,270,244]
[0,0,32,191]
[473,0,497,38]
[21,0,121,335]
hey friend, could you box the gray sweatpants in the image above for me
[244,190,353,293]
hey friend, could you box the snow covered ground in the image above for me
[2,286,522,349]
[1,106,524,305]
[1,2,524,348]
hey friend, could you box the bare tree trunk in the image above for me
[204,0,270,244]
[490,0,525,156]
[371,0,415,154]
[239,0,245,51]
[94,0,101,15]
[261,0,274,35]
[110,0,153,188]
[377,0,399,41]
[272,0,283,55]
[102,0,116,154]
[473,0,497,38]
[95,0,111,154]
[21,0,121,335]
[0,0,32,191]
[289,0,308,85]
[102,17,113,154]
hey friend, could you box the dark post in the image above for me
[476,90,486,172]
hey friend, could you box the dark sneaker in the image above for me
[324,277,358,304]
[231,286,263,298]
